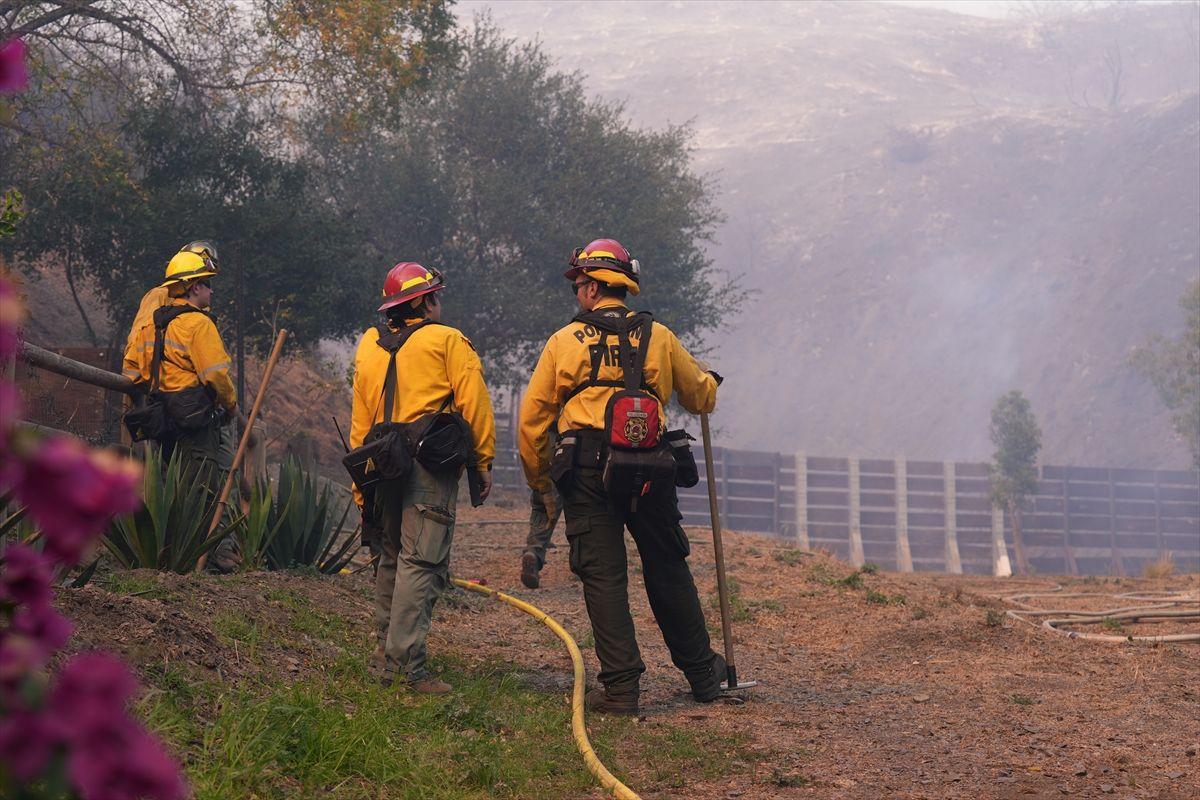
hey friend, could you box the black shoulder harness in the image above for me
[147,305,206,392]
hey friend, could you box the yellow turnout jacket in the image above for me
[518,298,719,493]
[349,320,496,508]
[121,298,237,412]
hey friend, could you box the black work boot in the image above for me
[584,684,639,716]
[520,553,541,589]
[689,653,727,703]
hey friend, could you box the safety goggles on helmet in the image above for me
[180,240,220,272]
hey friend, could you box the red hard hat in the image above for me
[378,262,445,312]
[565,238,640,281]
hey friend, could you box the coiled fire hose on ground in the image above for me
[1000,586,1199,644]
[450,577,643,800]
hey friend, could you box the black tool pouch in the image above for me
[343,422,413,492]
[549,432,579,494]
[410,410,473,475]
[341,321,431,497]
[123,304,209,442]
[123,393,174,442]
[164,385,217,430]
[602,445,677,502]
[665,429,699,487]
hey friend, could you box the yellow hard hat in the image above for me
[161,251,218,287]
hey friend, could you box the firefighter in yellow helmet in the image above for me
[122,245,240,570]
[518,238,725,716]
[349,262,496,694]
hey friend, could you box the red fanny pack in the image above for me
[606,391,662,449]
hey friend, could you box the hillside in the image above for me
[59,505,1200,798]
[465,0,1200,468]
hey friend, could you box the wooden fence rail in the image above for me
[491,423,1200,577]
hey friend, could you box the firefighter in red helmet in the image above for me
[349,262,496,694]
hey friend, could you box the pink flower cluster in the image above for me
[1,266,187,798]
[0,38,29,94]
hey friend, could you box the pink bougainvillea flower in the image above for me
[8,436,142,566]
[68,721,188,800]
[0,38,29,94]
[50,653,188,800]
[48,652,138,736]
[0,543,53,607]
[10,601,74,660]
[0,707,58,781]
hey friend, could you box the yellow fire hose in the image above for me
[450,577,642,800]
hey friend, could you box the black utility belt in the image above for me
[550,427,700,493]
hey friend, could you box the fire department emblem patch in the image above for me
[623,416,649,444]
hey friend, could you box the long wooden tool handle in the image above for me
[700,411,737,686]
[196,329,288,572]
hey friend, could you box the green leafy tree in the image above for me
[989,390,1042,575]
[1133,281,1200,470]
[3,95,373,354]
[318,20,738,384]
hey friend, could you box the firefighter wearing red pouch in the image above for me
[518,238,725,715]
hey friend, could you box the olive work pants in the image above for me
[522,487,563,569]
[373,462,459,682]
[562,467,718,692]
[162,417,239,566]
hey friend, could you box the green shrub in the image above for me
[261,457,357,574]
[103,447,236,573]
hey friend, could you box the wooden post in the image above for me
[794,452,809,548]
[943,461,962,574]
[848,456,865,568]
[1061,470,1078,575]
[991,503,1012,577]
[895,457,913,572]
[1108,470,1118,575]
[1153,471,1164,562]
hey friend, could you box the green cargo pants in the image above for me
[164,416,239,569]
[373,461,459,682]
[522,486,563,569]
[562,466,719,692]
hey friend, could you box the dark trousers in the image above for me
[562,467,716,691]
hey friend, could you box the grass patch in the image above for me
[1011,694,1034,706]
[105,571,172,600]
[129,573,755,798]
[910,606,929,620]
[985,609,1006,628]
[864,589,906,606]
[1099,617,1125,633]
[708,577,782,624]
[140,651,739,800]
[772,549,808,566]
[771,768,811,787]
[859,562,879,575]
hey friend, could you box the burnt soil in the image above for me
[59,493,1199,799]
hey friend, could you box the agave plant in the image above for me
[264,457,358,574]
[103,446,238,573]
[234,478,293,571]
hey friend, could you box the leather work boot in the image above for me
[409,677,453,695]
[520,553,541,589]
[689,653,728,703]
[584,685,639,716]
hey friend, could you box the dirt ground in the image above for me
[437,496,1199,800]
[60,491,1199,800]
